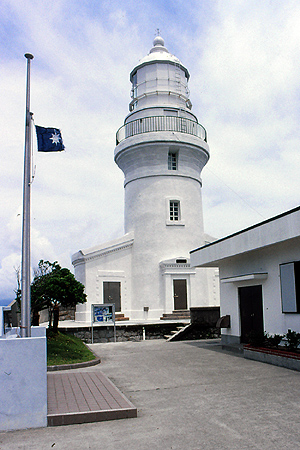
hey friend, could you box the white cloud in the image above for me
[188,1,300,237]
[1,0,300,299]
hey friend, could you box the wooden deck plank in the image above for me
[47,370,137,426]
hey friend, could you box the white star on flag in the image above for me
[35,126,65,152]
[50,131,61,145]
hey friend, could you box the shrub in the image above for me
[286,329,300,351]
[266,334,283,349]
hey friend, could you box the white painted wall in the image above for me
[0,327,47,431]
[218,239,300,342]
[72,36,220,322]
[74,234,133,322]
[191,208,300,343]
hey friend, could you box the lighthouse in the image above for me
[72,36,218,322]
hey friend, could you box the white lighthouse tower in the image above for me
[72,36,218,322]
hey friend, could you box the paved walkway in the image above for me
[47,371,137,426]
[1,339,300,450]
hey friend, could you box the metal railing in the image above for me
[116,116,207,145]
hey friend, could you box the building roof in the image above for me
[190,205,300,267]
[0,299,14,307]
[72,232,134,265]
[130,36,190,81]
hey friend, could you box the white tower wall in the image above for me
[114,36,212,320]
[72,36,219,322]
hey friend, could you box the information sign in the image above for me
[91,303,116,343]
[93,304,114,323]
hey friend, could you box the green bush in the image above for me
[286,329,300,351]
[266,334,283,349]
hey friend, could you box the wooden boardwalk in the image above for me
[47,371,137,426]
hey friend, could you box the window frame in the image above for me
[280,261,300,313]
[168,151,178,171]
[169,200,180,221]
[165,197,185,226]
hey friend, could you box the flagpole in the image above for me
[21,53,34,338]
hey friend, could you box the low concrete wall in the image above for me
[244,347,300,372]
[190,307,220,326]
[63,322,220,343]
[175,324,220,341]
[0,327,47,431]
[61,323,188,343]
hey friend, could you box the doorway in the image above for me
[239,285,264,343]
[103,282,121,312]
[173,279,187,310]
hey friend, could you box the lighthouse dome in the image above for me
[128,35,191,113]
[130,35,189,81]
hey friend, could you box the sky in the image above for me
[1,0,300,301]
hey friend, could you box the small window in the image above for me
[166,197,184,226]
[168,151,177,170]
[280,262,300,313]
[132,73,137,87]
[170,200,180,221]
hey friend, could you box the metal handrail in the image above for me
[116,116,207,145]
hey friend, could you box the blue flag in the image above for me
[35,126,65,152]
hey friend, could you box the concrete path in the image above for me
[0,339,300,450]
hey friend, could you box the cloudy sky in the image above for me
[1,0,300,301]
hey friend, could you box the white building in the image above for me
[72,36,219,322]
[190,206,300,347]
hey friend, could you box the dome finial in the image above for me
[153,29,164,48]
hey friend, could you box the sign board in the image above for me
[93,304,114,323]
[91,303,116,343]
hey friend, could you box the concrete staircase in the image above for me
[164,324,192,341]
[160,310,190,320]
[115,313,130,321]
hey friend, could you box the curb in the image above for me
[47,356,101,372]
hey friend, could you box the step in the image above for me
[115,314,130,322]
[160,310,190,320]
[165,324,192,342]
[160,315,190,320]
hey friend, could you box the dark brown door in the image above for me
[103,282,121,312]
[173,279,187,310]
[239,285,264,343]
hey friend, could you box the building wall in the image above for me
[219,237,300,344]
[130,60,189,111]
[72,37,220,322]
[0,327,47,431]
[75,244,133,322]
[126,173,209,319]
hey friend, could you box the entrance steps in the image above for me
[160,310,190,321]
[164,324,191,341]
[115,313,130,322]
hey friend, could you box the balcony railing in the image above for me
[116,116,207,145]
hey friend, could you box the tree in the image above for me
[18,260,86,332]
[15,262,52,325]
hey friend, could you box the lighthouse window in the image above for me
[170,201,180,221]
[168,151,177,170]
[132,72,138,98]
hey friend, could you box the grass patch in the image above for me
[47,330,96,366]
